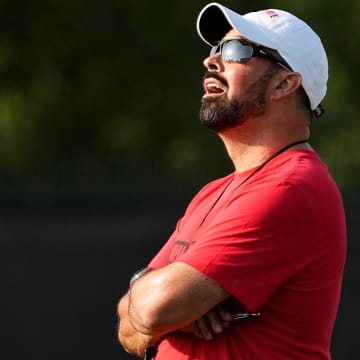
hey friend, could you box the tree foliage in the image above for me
[0,0,357,199]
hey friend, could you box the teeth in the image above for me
[206,82,224,94]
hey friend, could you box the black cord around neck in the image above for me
[198,139,308,227]
[232,139,309,190]
[263,139,309,164]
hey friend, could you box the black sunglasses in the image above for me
[210,38,291,70]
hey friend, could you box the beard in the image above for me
[200,64,279,132]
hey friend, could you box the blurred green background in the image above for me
[0,0,358,200]
[0,0,358,359]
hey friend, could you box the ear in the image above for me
[270,72,302,101]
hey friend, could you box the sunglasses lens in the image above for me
[210,44,220,56]
[221,40,254,62]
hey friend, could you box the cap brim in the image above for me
[197,2,274,48]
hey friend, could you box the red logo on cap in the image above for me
[264,10,279,18]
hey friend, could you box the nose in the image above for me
[203,53,224,72]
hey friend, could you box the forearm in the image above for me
[118,261,230,356]
[128,262,230,333]
[117,292,161,357]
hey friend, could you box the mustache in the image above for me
[202,71,228,88]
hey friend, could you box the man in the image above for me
[117,3,347,359]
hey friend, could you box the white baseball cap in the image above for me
[197,2,328,117]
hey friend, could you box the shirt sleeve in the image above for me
[147,176,233,269]
[177,182,315,312]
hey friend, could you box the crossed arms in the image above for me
[117,261,232,357]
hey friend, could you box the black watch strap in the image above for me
[144,345,159,360]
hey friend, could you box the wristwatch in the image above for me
[129,267,151,287]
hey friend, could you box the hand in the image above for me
[117,292,160,357]
[179,304,232,340]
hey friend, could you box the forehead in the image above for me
[223,28,242,40]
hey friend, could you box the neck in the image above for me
[218,127,312,173]
[216,104,313,172]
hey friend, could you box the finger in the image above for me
[216,305,233,322]
[196,318,213,340]
[192,322,204,339]
[179,323,202,337]
[206,311,225,334]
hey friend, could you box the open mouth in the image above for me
[204,78,226,96]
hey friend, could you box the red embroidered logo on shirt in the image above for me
[168,240,191,264]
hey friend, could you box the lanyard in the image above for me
[198,139,308,227]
